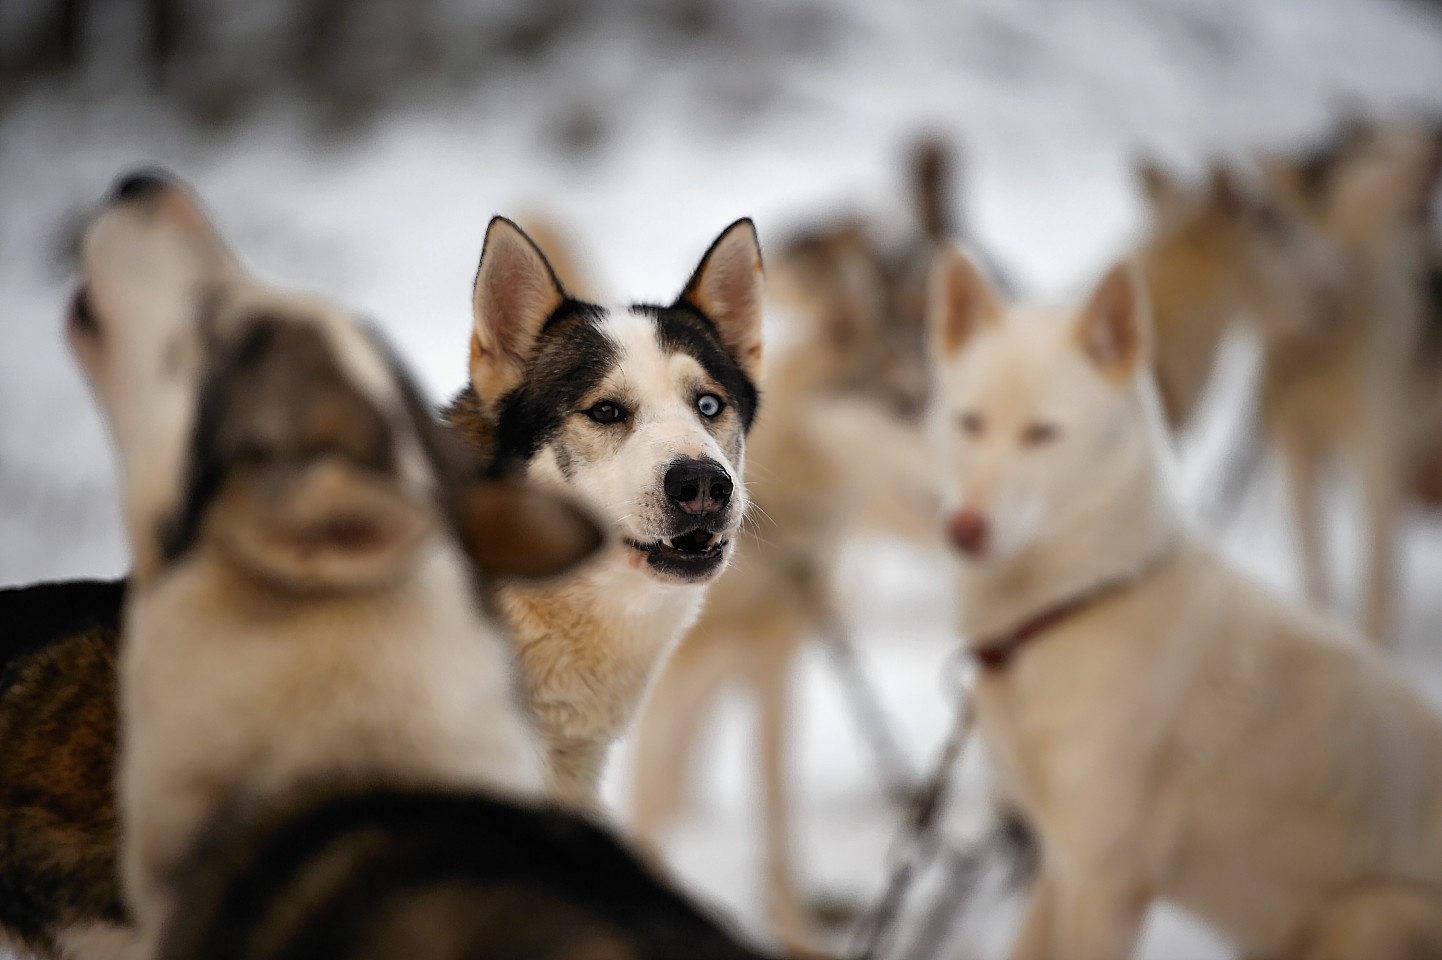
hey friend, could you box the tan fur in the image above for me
[1253,122,1442,643]
[1136,163,1339,431]
[69,177,572,956]
[930,251,1442,960]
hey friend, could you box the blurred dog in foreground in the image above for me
[446,214,765,809]
[0,580,127,959]
[160,785,777,960]
[930,248,1442,959]
[69,172,606,956]
[630,139,994,950]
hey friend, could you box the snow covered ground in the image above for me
[3,1,1442,957]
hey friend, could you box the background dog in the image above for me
[929,247,1442,960]
[445,215,764,809]
[1254,119,1442,644]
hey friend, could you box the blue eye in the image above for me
[697,394,723,418]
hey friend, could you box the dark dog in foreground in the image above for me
[161,785,779,960]
[0,579,125,959]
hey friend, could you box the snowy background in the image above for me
[3,1,1442,957]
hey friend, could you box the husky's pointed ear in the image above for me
[677,218,765,381]
[215,461,437,594]
[1076,260,1151,382]
[460,481,604,581]
[1207,164,1245,218]
[1137,159,1185,213]
[470,216,567,410]
[928,244,1001,359]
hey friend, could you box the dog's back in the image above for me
[161,785,776,960]
[0,580,127,959]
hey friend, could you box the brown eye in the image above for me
[1022,422,1058,447]
[957,412,984,436]
[586,401,626,424]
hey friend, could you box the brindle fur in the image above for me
[0,581,126,959]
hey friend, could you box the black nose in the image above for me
[110,170,170,203]
[664,458,733,517]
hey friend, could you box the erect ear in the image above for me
[1137,159,1183,211]
[927,244,1002,360]
[470,216,567,410]
[215,459,436,594]
[1207,164,1245,218]
[460,480,604,581]
[676,218,765,382]
[1075,260,1151,382]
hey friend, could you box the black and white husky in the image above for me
[445,216,764,806]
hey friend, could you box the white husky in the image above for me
[927,247,1442,960]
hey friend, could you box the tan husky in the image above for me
[1254,121,1442,644]
[928,247,1442,960]
[1135,161,1341,433]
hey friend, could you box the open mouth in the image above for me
[626,528,729,582]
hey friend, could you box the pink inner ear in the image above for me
[688,225,764,369]
[933,250,998,357]
[475,225,564,366]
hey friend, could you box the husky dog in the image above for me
[1253,120,1442,643]
[630,140,980,949]
[444,215,764,809]
[158,783,779,960]
[67,172,600,955]
[929,248,1442,960]
[1135,161,1341,433]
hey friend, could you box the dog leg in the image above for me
[749,629,809,954]
[629,634,734,849]
[1006,868,1058,960]
[1357,434,1400,646]
[1049,865,1150,960]
[1280,432,1330,609]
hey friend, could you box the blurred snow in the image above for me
[3,0,1442,957]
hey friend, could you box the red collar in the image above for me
[969,574,1138,672]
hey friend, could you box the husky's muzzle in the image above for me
[626,456,735,582]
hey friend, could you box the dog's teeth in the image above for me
[706,533,721,548]
[662,538,675,550]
